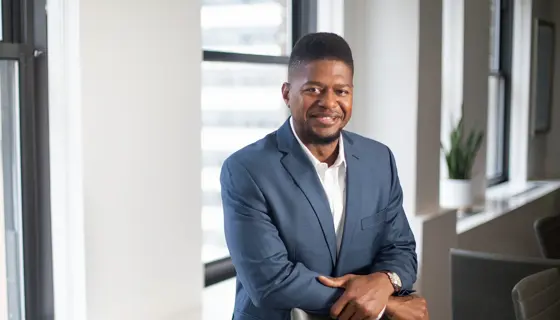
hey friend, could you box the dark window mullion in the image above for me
[1,0,14,42]
[203,50,289,64]
[0,42,25,58]
[488,0,512,187]
[488,175,508,187]
[9,0,22,43]
[499,0,513,184]
[490,0,502,72]
[291,0,317,46]
[19,0,54,317]
[205,257,236,287]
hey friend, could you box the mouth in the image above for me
[309,114,341,126]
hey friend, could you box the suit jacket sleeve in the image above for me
[370,147,418,293]
[221,157,343,313]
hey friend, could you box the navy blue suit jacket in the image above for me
[221,120,417,320]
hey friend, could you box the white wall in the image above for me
[528,0,553,179]
[47,0,202,319]
[463,0,490,197]
[519,0,560,180]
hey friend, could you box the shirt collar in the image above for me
[289,117,346,168]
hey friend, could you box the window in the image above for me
[0,59,24,320]
[487,0,512,185]
[200,0,317,316]
[0,0,52,319]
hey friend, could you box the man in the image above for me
[221,32,428,320]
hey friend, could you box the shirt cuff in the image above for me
[394,289,416,296]
[375,305,387,320]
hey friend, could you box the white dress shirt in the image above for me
[290,117,347,253]
[289,118,385,320]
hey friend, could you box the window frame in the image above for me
[0,0,52,318]
[487,0,513,187]
[202,0,318,287]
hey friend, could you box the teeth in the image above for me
[317,116,336,123]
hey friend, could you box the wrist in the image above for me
[371,272,396,296]
[387,297,398,308]
[385,298,399,319]
[381,270,403,293]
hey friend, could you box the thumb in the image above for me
[318,274,354,288]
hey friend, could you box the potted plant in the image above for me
[440,116,484,209]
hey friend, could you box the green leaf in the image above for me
[441,115,484,180]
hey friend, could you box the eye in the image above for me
[305,87,321,94]
[336,89,349,96]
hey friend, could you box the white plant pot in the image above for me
[440,179,474,209]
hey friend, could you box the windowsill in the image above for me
[456,180,560,234]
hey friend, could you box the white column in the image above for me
[510,0,533,185]
[316,0,345,35]
[441,0,489,203]
[463,0,490,198]
[440,0,464,184]
[47,0,202,319]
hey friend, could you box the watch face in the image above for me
[390,272,402,288]
[395,275,402,287]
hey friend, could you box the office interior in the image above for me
[0,0,560,319]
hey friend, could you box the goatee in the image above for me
[305,129,341,145]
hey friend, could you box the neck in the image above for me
[305,140,340,166]
[290,118,342,166]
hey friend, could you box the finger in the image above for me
[338,301,358,320]
[318,275,352,288]
[318,276,341,287]
[354,301,382,320]
[330,292,352,318]
[374,305,387,320]
[348,307,367,320]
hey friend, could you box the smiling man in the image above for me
[221,32,427,320]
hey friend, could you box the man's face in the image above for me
[282,60,353,145]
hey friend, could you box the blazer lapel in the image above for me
[335,132,370,275]
[277,121,337,266]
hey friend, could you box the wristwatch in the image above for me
[384,271,402,292]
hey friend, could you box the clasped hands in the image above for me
[318,273,428,320]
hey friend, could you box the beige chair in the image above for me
[512,268,560,320]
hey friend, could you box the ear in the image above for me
[281,82,291,107]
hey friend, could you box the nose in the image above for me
[318,89,338,109]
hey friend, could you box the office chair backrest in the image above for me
[450,249,560,320]
[534,215,560,259]
[512,268,560,320]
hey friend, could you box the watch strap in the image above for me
[383,271,402,292]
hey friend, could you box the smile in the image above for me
[311,116,340,126]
